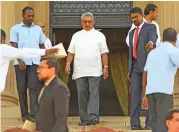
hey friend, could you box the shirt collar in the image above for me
[143,17,156,24]
[135,21,144,29]
[45,76,56,86]
[163,41,174,46]
[82,28,95,32]
[20,22,35,27]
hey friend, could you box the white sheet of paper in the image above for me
[22,120,36,131]
[49,43,67,59]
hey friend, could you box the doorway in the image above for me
[53,28,129,116]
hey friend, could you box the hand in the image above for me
[141,96,148,110]
[127,72,131,82]
[65,63,71,74]
[103,67,108,80]
[146,42,153,51]
[45,48,59,55]
[18,59,26,70]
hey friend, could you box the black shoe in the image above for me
[91,119,99,125]
[22,115,29,122]
[28,115,36,122]
[78,121,91,126]
[131,125,143,130]
[144,126,152,130]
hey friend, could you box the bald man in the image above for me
[36,21,52,49]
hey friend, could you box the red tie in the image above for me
[133,27,140,59]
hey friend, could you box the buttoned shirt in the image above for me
[10,22,45,65]
[44,37,52,49]
[0,44,45,93]
[144,42,179,95]
[68,28,109,80]
[126,18,160,46]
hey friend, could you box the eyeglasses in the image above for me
[37,66,51,70]
[82,20,93,24]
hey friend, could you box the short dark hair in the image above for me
[130,7,143,15]
[0,29,6,40]
[165,108,179,122]
[41,57,59,74]
[144,4,158,15]
[163,28,177,42]
[22,6,34,14]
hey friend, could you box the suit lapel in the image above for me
[129,29,135,48]
[137,22,147,47]
[37,77,57,111]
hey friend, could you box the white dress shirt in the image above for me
[0,44,46,93]
[126,18,161,46]
[68,28,109,80]
[44,37,52,49]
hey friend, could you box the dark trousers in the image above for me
[75,76,101,122]
[15,65,42,118]
[147,93,173,132]
[130,60,149,127]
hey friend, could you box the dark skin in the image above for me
[11,9,45,70]
[131,12,153,52]
[127,12,154,81]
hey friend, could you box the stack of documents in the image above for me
[49,43,67,59]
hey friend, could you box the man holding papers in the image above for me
[0,29,59,93]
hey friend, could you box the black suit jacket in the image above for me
[36,76,70,132]
[128,22,157,73]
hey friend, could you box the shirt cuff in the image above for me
[67,49,75,54]
[149,41,154,45]
[39,49,46,56]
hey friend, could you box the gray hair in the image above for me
[81,12,94,20]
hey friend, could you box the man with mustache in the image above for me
[65,12,109,125]
[126,4,160,47]
[10,6,46,122]
[128,7,157,130]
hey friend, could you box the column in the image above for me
[1,1,19,106]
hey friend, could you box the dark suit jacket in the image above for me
[36,76,70,132]
[128,22,157,73]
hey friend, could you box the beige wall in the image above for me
[134,1,179,39]
[1,1,49,44]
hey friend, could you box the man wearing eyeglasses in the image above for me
[65,12,109,125]
[35,58,70,132]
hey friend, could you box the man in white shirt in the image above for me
[65,12,109,125]
[36,21,52,49]
[126,4,160,47]
[165,109,179,132]
[0,29,58,94]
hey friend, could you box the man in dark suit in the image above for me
[128,7,157,130]
[35,58,70,132]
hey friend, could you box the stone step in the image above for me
[1,117,150,132]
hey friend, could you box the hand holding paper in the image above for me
[49,43,67,59]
